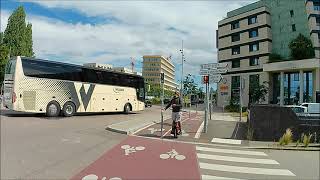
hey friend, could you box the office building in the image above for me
[217,0,320,107]
[83,63,113,70]
[142,55,179,91]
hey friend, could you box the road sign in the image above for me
[210,74,222,83]
[200,63,228,70]
[200,68,227,75]
[209,68,228,74]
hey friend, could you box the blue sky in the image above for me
[1,0,254,89]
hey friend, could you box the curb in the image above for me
[106,121,160,135]
[246,146,320,151]
[106,111,201,135]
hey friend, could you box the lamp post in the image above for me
[179,40,185,107]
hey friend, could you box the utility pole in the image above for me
[160,73,165,137]
[180,40,185,108]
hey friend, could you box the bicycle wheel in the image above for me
[160,154,170,159]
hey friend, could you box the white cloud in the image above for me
[1,0,255,82]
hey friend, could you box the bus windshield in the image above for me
[5,59,16,75]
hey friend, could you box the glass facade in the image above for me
[272,71,314,105]
[303,72,313,102]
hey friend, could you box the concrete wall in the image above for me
[218,41,272,61]
[219,8,271,38]
[217,71,269,108]
[264,0,311,59]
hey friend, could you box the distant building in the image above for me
[216,0,320,107]
[83,63,113,70]
[113,67,134,74]
[142,55,179,91]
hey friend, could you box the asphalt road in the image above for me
[0,106,166,179]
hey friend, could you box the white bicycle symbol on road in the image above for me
[160,149,186,160]
[121,144,145,155]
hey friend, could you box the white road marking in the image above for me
[160,149,186,160]
[211,138,242,145]
[197,153,279,164]
[199,163,295,176]
[194,121,204,139]
[132,122,156,135]
[196,146,267,156]
[201,175,245,180]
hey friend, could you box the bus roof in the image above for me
[19,56,143,78]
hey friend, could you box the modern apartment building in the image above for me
[217,0,320,108]
[142,55,179,91]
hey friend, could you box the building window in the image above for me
[249,43,259,52]
[318,33,320,43]
[231,33,240,42]
[231,76,240,102]
[249,57,259,66]
[231,21,240,30]
[248,16,258,25]
[249,74,260,103]
[232,47,240,55]
[249,29,259,38]
[316,17,320,26]
[232,59,240,68]
[314,1,320,11]
[292,24,296,32]
[290,10,294,17]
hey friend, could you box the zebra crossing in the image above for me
[196,145,296,180]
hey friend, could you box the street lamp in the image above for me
[179,40,186,107]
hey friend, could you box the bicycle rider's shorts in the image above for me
[172,112,181,122]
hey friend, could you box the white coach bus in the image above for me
[3,56,145,117]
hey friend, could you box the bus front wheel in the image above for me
[46,101,61,117]
[124,103,131,114]
[62,101,76,117]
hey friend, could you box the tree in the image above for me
[25,23,34,57]
[249,81,269,104]
[183,74,198,95]
[0,44,9,83]
[289,33,314,60]
[3,6,34,57]
[0,6,34,85]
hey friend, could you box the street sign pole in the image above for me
[160,73,164,137]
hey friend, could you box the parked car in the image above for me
[300,103,320,114]
[286,105,307,114]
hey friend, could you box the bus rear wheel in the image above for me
[46,101,61,117]
[124,103,131,114]
[62,102,76,117]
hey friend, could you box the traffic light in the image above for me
[160,73,164,83]
[202,75,209,84]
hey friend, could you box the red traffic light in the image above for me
[203,75,209,84]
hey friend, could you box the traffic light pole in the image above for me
[160,73,164,137]
[204,76,209,133]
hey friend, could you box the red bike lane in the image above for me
[71,135,201,180]
[135,111,203,141]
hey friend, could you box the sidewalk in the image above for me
[106,105,171,135]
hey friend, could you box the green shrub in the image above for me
[268,53,283,63]
[295,139,300,147]
[151,97,161,104]
[303,134,312,147]
[247,126,254,141]
[279,128,293,146]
